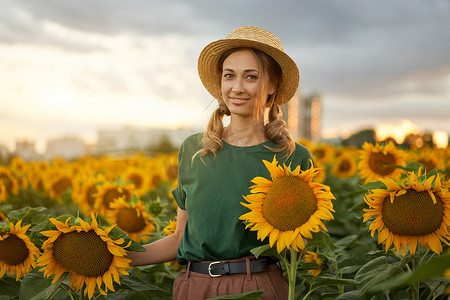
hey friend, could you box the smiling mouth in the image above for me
[229,98,250,104]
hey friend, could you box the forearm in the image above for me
[126,234,180,266]
[126,207,187,267]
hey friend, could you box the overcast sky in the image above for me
[1,0,449,152]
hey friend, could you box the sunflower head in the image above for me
[304,251,323,276]
[240,156,335,253]
[93,180,134,216]
[332,152,357,178]
[108,196,155,243]
[37,212,132,299]
[358,141,406,184]
[362,168,450,255]
[0,220,41,280]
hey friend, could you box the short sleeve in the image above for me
[171,140,187,210]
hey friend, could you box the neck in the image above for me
[223,116,267,147]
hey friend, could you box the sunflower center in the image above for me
[368,152,397,176]
[0,173,13,194]
[53,230,113,277]
[262,176,317,231]
[382,190,444,236]
[128,174,143,188]
[117,207,146,233]
[103,188,131,209]
[52,177,72,197]
[86,186,98,206]
[417,159,436,173]
[338,159,351,172]
[0,235,29,266]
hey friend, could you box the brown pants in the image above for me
[172,260,288,300]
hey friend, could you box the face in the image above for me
[221,49,273,119]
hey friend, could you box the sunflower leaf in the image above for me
[307,231,336,250]
[108,226,146,251]
[389,162,423,173]
[369,253,450,291]
[6,206,47,224]
[250,244,284,261]
[359,181,386,190]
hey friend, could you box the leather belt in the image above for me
[189,258,269,277]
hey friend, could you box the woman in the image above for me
[126,25,313,299]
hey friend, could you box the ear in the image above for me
[268,82,276,95]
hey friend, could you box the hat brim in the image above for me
[198,38,299,105]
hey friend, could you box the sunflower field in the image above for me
[0,140,449,300]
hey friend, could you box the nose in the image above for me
[232,78,244,94]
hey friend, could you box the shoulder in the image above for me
[288,142,314,170]
[294,142,313,157]
[178,132,204,156]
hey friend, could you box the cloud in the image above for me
[0,0,448,150]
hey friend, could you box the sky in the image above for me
[1,0,449,153]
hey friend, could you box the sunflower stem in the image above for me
[411,255,420,300]
[288,248,298,300]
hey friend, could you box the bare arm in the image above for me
[126,207,187,267]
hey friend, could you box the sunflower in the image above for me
[43,170,74,201]
[0,210,7,223]
[93,181,134,216]
[0,220,41,280]
[358,141,406,184]
[304,251,323,276]
[240,156,335,253]
[37,213,132,299]
[0,166,19,198]
[162,152,179,183]
[0,182,7,203]
[122,167,149,196]
[72,173,106,215]
[108,197,155,243]
[162,218,182,270]
[10,156,27,176]
[311,143,336,165]
[332,152,358,178]
[410,147,445,174]
[363,170,450,255]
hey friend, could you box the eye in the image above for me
[247,74,258,80]
[223,73,233,78]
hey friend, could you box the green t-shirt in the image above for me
[172,133,313,264]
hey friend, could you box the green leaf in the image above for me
[333,235,359,248]
[206,290,265,300]
[302,275,359,289]
[107,226,146,252]
[354,256,388,281]
[357,254,415,294]
[7,206,47,224]
[370,253,450,291]
[117,275,172,295]
[0,276,20,298]
[25,271,68,300]
[392,162,423,173]
[250,244,284,261]
[359,181,386,190]
[306,231,335,250]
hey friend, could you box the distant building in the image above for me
[97,127,196,154]
[14,140,41,161]
[45,137,87,161]
[0,144,9,162]
[282,92,322,143]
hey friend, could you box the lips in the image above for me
[229,97,250,105]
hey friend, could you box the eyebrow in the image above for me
[223,68,260,73]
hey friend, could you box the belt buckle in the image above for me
[208,261,221,277]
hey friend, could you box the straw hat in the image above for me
[198,26,299,105]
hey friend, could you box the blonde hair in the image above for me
[194,48,295,160]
